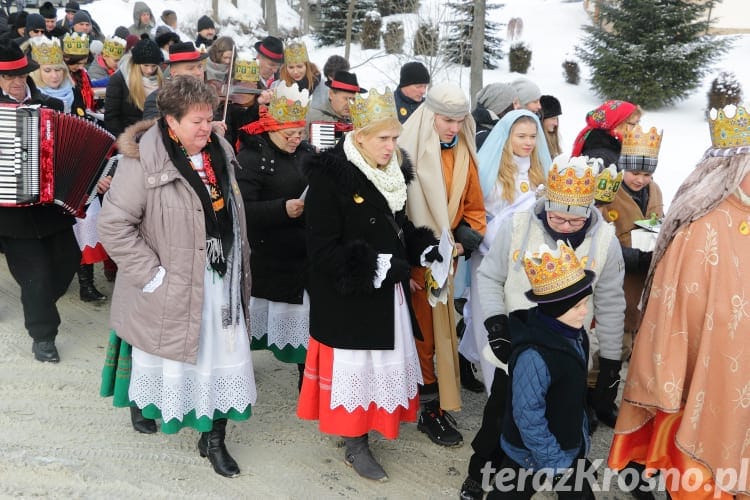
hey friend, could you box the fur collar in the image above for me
[302,140,414,194]
[116,118,159,160]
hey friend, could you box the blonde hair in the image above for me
[127,59,163,111]
[497,115,545,203]
[30,63,72,90]
[279,61,321,92]
[352,116,402,168]
[544,127,562,158]
[612,105,643,136]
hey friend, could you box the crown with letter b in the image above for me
[349,87,397,129]
[62,32,89,56]
[234,58,260,82]
[102,37,126,59]
[594,164,623,204]
[708,103,750,149]
[268,82,310,123]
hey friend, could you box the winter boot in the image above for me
[459,352,484,393]
[198,418,240,477]
[297,363,305,392]
[343,434,387,481]
[79,264,106,302]
[130,406,157,434]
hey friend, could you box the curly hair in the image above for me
[497,115,545,203]
[157,75,218,120]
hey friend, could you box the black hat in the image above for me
[39,2,57,20]
[114,26,130,40]
[72,10,91,26]
[65,1,79,13]
[254,35,284,62]
[325,70,366,93]
[196,15,215,32]
[537,283,593,319]
[12,11,27,32]
[399,61,430,88]
[155,27,179,48]
[526,269,595,305]
[0,39,38,76]
[167,41,208,64]
[25,13,46,33]
[540,95,562,120]
[131,37,163,65]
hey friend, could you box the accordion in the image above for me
[308,121,338,151]
[0,104,116,218]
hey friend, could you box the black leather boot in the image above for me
[592,357,623,428]
[459,353,484,393]
[130,406,157,434]
[586,389,599,435]
[297,363,305,392]
[198,418,240,477]
[79,264,107,302]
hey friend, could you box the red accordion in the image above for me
[0,104,116,218]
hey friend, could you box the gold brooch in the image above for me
[353,194,364,204]
[607,209,619,221]
[520,181,529,193]
[740,220,749,235]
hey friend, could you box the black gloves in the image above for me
[454,221,483,253]
[592,357,623,428]
[622,246,652,274]
[424,246,443,263]
[638,250,652,273]
[485,314,511,364]
[385,256,410,284]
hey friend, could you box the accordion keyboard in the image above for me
[0,107,39,204]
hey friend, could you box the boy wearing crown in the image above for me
[87,36,125,85]
[485,241,596,499]
[597,126,663,400]
[609,106,750,499]
[460,156,624,500]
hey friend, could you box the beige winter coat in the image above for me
[98,120,252,364]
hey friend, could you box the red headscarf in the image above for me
[239,105,307,136]
[571,100,637,156]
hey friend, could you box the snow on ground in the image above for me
[90,0,750,209]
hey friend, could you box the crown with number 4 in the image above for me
[268,81,310,123]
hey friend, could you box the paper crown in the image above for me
[545,155,596,212]
[102,37,126,59]
[62,32,89,56]
[709,103,750,149]
[594,164,623,204]
[268,82,310,123]
[284,39,308,65]
[621,125,662,158]
[349,87,397,129]
[234,58,260,82]
[30,37,63,66]
[523,240,588,298]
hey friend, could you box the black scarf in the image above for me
[539,208,592,250]
[158,117,233,275]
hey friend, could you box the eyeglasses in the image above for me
[30,29,45,34]
[280,130,303,141]
[547,214,587,228]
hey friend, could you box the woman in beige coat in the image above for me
[98,76,255,478]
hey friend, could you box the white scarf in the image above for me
[343,132,407,214]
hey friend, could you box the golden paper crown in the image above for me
[284,39,308,65]
[545,156,596,208]
[30,37,63,66]
[709,103,750,149]
[234,58,260,82]
[62,32,89,56]
[621,125,663,158]
[349,87,397,129]
[594,164,623,204]
[524,241,588,297]
[268,82,310,123]
[102,37,126,59]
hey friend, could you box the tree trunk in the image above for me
[265,0,279,36]
[470,0,485,107]
[300,0,310,34]
[212,0,219,21]
[344,0,356,60]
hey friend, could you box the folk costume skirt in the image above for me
[125,265,256,434]
[249,291,310,364]
[297,284,422,440]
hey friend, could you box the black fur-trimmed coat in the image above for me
[304,142,436,350]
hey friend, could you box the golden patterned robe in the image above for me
[609,194,750,498]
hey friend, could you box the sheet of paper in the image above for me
[429,227,454,288]
[299,186,309,201]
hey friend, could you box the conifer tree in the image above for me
[577,0,730,109]
[316,0,348,46]
[442,0,502,69]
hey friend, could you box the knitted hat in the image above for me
[0,39,38,76]
[424,81,470,119]
[72,10,91,26]
[125,34,139,53]
[196,15,215,32]
[167,41,208,64]
[540,95,562,119]
[475,82,517,117]
[325,70,366,93]
[114,26,130,40]
[39,2,57,20]
[254,35,284,62]
[65,1,79,13]
[25,14,46,33]
[510,77,541,106]
[131,37,163,65]
[12,11,27,32]
[399,61,430,88]
[89,39,103,56]
[523,240,595,304]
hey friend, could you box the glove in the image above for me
[485,314,511,364]
[454,222,483,253]
[638,250,652,273]
[592,357,623,428]
[424,245,443,263]
[385,256,410,284]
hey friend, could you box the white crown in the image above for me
[274,81,310,107]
